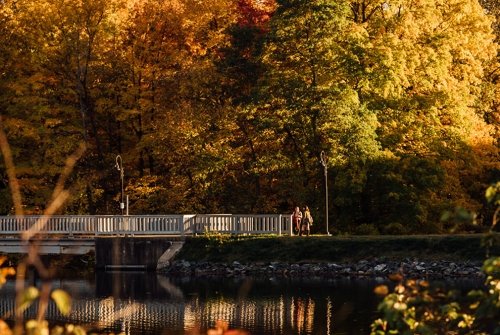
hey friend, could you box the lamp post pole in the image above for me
[320,151,330,235]
[115,155,124,215]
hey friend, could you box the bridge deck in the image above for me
[0,214,293,256]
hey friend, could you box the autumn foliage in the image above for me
[0,0,498,234]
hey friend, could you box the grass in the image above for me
[175,233,500,263]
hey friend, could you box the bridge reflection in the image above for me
[0,274,378,334]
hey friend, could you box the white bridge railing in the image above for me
[0,214,293,237]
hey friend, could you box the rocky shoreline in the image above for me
[164,259,485,279]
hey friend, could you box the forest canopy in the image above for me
[0,0,499,234]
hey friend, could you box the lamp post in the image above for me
[115,155,124,215]
[320,151,331,235]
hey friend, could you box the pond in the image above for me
[0,272,483,335]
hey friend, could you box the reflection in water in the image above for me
[0,273,482,335]
[292,297,315,334]
[326,296,332,334]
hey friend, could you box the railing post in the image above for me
[278,215,282,236]
[94,216,98,237]
[69,217,74,238]
[125,215,130,237]
[191,215,196,235]
[180,215,185,237]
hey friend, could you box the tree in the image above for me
[353,0,499,229]
[110,0,240,213]
[0,0,497,226]
[256,0,498,232]
[0,0,125,213]
[256,0,383,225]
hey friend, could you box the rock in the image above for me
[164,258,484,279]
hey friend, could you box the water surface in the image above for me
[0,272,482,335]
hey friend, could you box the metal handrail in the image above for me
[0,214,293,237]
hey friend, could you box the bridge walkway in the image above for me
[0,214,293,270]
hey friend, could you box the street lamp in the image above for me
[320,151,331,235]
[115,155,124,215]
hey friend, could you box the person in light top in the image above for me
[292,206,302,235]
[300,206,313,236]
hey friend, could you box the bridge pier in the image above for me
[95,237,182,271]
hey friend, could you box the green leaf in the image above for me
[51,289,72,316]
[481,257,500,277]
[485,183,500,204]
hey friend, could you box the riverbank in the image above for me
[2,234,498,279]
[166,233,499,279]
[175,234,498,263]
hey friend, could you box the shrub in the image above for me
[354,223,380,235]
[381,222,407,235]
[371,182,500,334]
[371,256,500,335]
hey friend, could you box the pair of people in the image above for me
[292,206,313,236]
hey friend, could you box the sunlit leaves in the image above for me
[374,285,389,296]
[482,257,500,277]
[0,256,15,287]
[16,286,39,313]
[51,324,88,335]
[260,0,378,169]
[0,320,12,335]
[0,267,15,286]
[486,182,500,205]
[51,289,72,316]
[0,0,498,224]
[373,255,500,334]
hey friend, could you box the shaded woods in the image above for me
[0,0,499,234]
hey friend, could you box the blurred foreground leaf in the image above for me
[25,319,48,335]
[51,289,72,316]
[17,286,39,313]
[0,320,12,335]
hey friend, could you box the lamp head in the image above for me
[320,151,328,166]
[115,155,122,170]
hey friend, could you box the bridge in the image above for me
[0,214,293,269]
[0,214,292,238]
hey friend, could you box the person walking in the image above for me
[292,206,302,234]
[299,206,313,236]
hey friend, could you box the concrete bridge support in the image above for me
[95,237,183,271]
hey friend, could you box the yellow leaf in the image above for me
[0,267,15,286]
[374,285,389,296]
[25,319,49,334]
[51,289,72,316]
[17,287,39,313]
